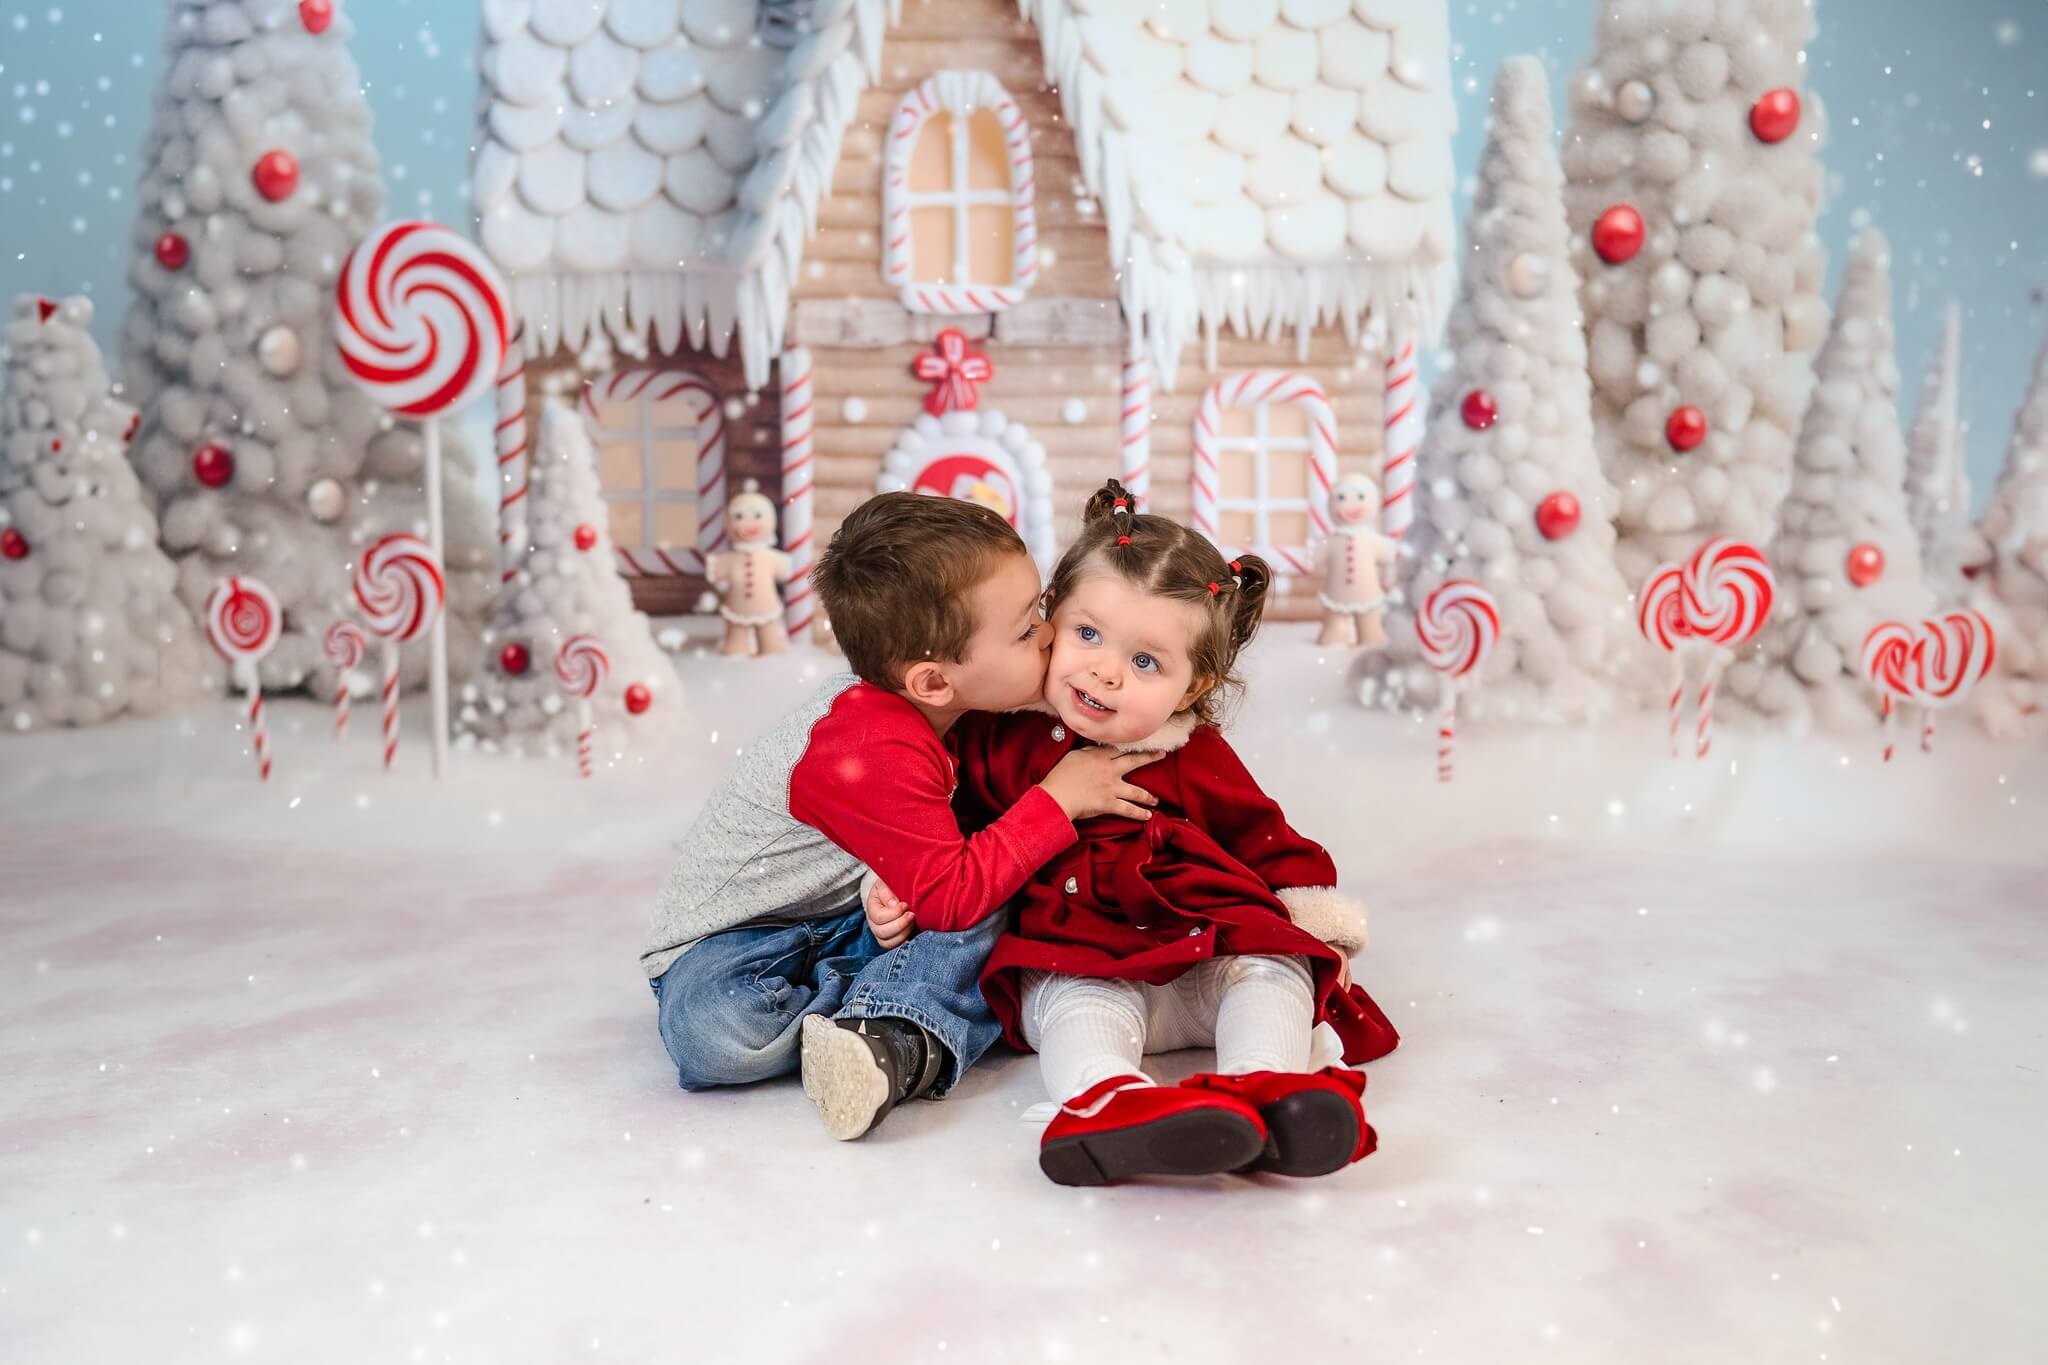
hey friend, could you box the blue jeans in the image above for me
[651,902,1005,1096]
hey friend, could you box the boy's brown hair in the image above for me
[812,491,1030,690]
[1043,479,1272,725]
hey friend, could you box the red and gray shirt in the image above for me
[641,675,1076,979]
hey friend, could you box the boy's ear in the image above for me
[899,659,955,709]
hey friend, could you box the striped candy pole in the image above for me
[1381,325,1422,539]
[381,650,401,769]
[1436,688,1457,783]
[1695,666,1716,760]
[554,635,609,781]
[495,329,529,583]
[352,534,446,773]
[203,577,283,783]
[1415,579,1501,784]
[779,346,817,639]
[1120,341,1152,512]
[1679,539,1776,761]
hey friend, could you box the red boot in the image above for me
[1039,1075,1269,1187]
[1181,1067,1376,1177]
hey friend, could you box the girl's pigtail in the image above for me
[1224,554,1272,656]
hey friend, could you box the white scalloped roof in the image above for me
[473,0,1456,385]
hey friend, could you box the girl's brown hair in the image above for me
[1043,479,1271,725]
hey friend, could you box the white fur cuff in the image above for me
[1277,885,1370,952]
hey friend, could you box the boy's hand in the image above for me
[1039,747,1161,823]
[865,877,916,950]
[1334,952,1353,993]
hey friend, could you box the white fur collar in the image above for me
[1109,709,1200,754]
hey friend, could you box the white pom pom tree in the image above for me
[1725,230,1930,730]
[457,403,681,759]
[1,294,213,731]
[1969,338,2048,738]
[1904,302,1985,602]
[119,0,492,698]
[1560,0,1831,589]
[1357,57,1637,723]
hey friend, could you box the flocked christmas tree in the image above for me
[1,294,213,731]
[1969,337,2048,738]
[1357,57,1637,723]
[1561,0,1830,590]
[121,0,492,697]
[1724,229,1930,730]
[1903,302,1985,603]
[457,403,680,759]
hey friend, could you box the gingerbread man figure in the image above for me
[1315,474,1396,649]
[705,481,792,657]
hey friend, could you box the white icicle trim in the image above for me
[1276,886,1371,953]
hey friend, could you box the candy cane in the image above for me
[554,634,609,780]
[1381,327,1422,539]
[323,620,368,741]
[1679,539,1776,760]
[780,345,816,639]
[204,576,282,782]
[1191,371,1335,575]
[353,533,446,772]
[496,328,530,583]
[581,368,725,576]
[1120,341,1152,512]
[1415,579,1501,783]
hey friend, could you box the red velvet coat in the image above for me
[951,709,1400,1065]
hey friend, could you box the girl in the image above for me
[948,479,1400,1185]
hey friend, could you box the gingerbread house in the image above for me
[473,0,1457,624]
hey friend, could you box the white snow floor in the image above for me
[3,632,2045,1364]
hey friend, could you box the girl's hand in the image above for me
[865,878,916,950]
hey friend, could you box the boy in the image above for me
[643,494,1158,1139]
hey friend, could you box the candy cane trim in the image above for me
[883,70,1037,316]
[495,328,529,584]
[581,367,727,577]
[1190,370,1336,575]
[780,345,817,638]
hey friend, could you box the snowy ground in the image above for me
[3,630,2045,1364]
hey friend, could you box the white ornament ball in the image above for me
[723,397,746,421]
[1061,398,1088,425]
[257,326,302,376]
[1506,253,1550,299]
[841,396,868,424]
[1615,79,1656,123]
[307,478,345,522]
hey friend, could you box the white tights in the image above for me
[1018,956,1316,1102]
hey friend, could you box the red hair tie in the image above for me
[1229,559,1242,573]
[1117,534,1131,546]
[1207,581,1222,597]
[1111,498,1129,514]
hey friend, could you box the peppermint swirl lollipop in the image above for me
[554,635,610,780]
[1415,579,1500,782]
[336,221,511,418]
[204,576,282,782]
[324,620,368,741]
[353,534,446,770]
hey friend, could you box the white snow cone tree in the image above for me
[1,295,214,731]
[1724,229,1930,730]
[1903,302,1986,603]
[1969,337,2048,739]
[1356,57,1638,724]
[120,0,492,697]
[1560,0,1831,589]
[457,403,681,759]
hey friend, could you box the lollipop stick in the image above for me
[1437,685,1455,784]
[1881,694,1895,764]
[577,698,594,780]
[1668,653,1686,759]
[1921,709,1934,754]
[236,660,270,783]
[334,674,350,741]
[1695,652,1724,761]
[425,422,450,781]
[382,641,401,771]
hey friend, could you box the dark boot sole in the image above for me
[1040,1109,1266,1187]
[1248,1089,1363,1177]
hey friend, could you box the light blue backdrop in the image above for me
[2,0,2042,508]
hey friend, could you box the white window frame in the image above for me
[1190,372,1338,578]
[580,368,727,576]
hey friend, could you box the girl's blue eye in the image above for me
[1133,653,1157,673]
[1077,625,1098,643]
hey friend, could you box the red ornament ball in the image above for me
[1591,204,1646,265]
[624,683,653,716]
[192,443,235,488]
[499,642,531,676]
[154,232,191,271]
[1750,88,1802,144]
[1665,405,1708,453]
[252,150,299,202]
[1845,542,1886,588]
[1461,389,1499,430]
[0,527,27,561]
[299,0,334,34]
[1535,491,1582,541]
[573,523,599,552]
[50,439,63,453]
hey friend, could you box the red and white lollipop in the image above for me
[1680,538,1774,759]
[352,533,446,772]
[323,620,368,742]
[204,576,282,782]
[554,634,609,780]
[1863,611,1995,762]
[1415,579,1501,783]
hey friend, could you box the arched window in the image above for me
[1190,373,1338,577]
[581,368,728,577]
[883,70,1038,315]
